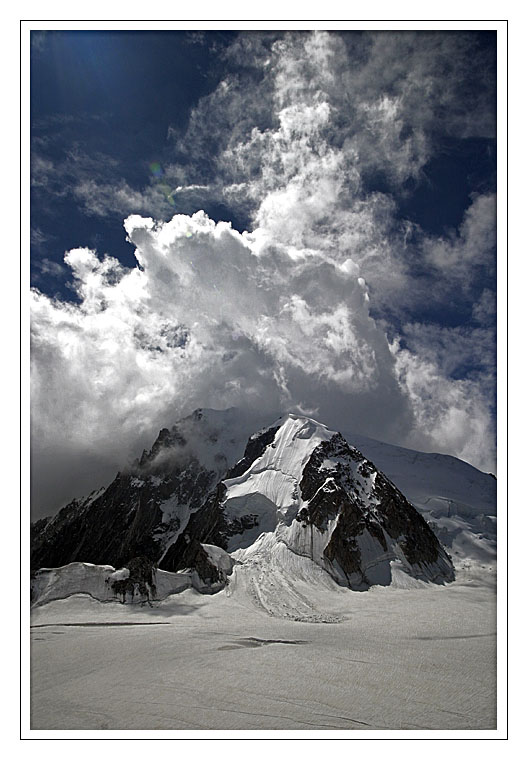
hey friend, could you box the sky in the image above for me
[30,29,497,518]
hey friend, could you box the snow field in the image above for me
[30,570,496,731]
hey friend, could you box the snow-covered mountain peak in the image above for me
[215,413,340,545]
[160,412,455,596]
[34,407,494,613]
[235,413,336,479]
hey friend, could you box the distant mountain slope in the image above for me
[345,432,496,517]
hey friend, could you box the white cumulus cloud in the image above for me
[32,206,495,516]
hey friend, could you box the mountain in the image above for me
[32,410,460,606]
[160,414,455,590]
[340,431,497,570]
[30,408,258,573]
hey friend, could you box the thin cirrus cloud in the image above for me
[30,30,497,517]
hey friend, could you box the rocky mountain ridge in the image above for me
[32,410,456,597]
[161,414,454,590]
[30,408,250,573]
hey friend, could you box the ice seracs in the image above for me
[30,550,235,608]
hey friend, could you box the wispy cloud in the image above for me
[30,227,50,250]
[36,258,65,278]
[30,30,49,54]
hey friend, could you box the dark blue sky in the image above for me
[31,30,496,309]
[31,31,239,285]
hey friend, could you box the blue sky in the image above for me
[31,31,238,281]
[30,30,497,516]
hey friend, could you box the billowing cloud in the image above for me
[31,31,497,516]
[31,209,495,515]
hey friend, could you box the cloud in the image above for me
[31,32,496,229]
[172,31,495,321]
[30,227,50,250]
[391,340,495,472]
[421,193,496,288]
[176,31,495,202]
[35,258,65,278]
[30,31,497,516]
[472,288,497,326]
[31,141,218,224]
[31,207,495,516]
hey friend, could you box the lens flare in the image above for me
[149,161,163,178]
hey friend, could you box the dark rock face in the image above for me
[160,483,229,571]
[297,434,454,588]
[168,538,222,585]
[159,485,262,572]
[160,424,281,569]
[30,424,222,573]
[109,556,157,604]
